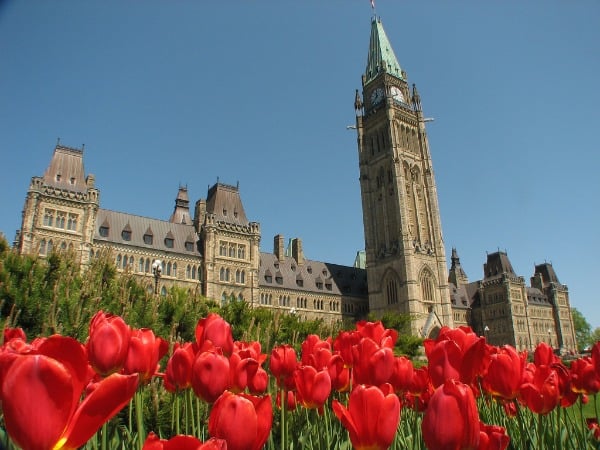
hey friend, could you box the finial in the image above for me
[56,137,61,146]
[354,89,363,113]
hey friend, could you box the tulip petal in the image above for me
[209,392,258,450]
[61,373,139,449]
[2,355,73,450]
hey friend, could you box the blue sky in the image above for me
[1,1,599,327]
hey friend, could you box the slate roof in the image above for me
[42,145,89,193]
[449,282,470,309]
[259,252,368,298]
[483,251,517,279]
[94,209,201,256]
[527,287,551,305]
[205,183,249,226]
[534,263,560,285]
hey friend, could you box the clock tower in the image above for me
[354,17,453,335]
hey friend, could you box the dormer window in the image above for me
[185,241,194,252]
[122,230,131,241]
[70,177,76,185]
[164,238,174,248]
[56,174,61,182]
[99,226,109,237]
[144,234,153,245]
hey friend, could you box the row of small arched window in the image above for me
[39,239,72,255]
[219,267,246,284]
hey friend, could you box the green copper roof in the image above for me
[365,18,403,84]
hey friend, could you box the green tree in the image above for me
[571,307,592,351]
[590,327,600,347]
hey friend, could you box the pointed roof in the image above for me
[483,251,517,279]
[205,182,249,226]
[365,18,403,84]
[42,145,89,193]
[169,186,192,225]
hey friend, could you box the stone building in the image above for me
[13,16,576,351]
[449,249,576,352]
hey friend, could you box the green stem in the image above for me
[175,393,181,436]
[412,409,419,450]
[555,406,561,450]
[135,390,145,450]
[537,413,544,450]
[101,422,107,450]
[280,387,286,450]
[515,401,529,450]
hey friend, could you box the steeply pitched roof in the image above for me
[259,252,367,298]
[483,251,517,279]
[169,186,192,225]
[365,18,403,84]
[205,183,249,226]
[95,209,200,256]
[534,262,560,285]
[42,145,89,193]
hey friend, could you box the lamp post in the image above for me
[484,325,490,342]
[151,259,162,295]
[548,328,552,348]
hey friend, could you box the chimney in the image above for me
[291,238,304,265]
[274,234,285,261]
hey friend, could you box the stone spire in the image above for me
[169,186,192,224]
[448,248,469,286]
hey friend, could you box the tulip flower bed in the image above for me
[1,311,600,450]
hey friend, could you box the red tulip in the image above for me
[404,366,433,412]
[477,422,510,450]
[1,335,138,450]
[124,328,168,384]
[422,379,480,450]
[481,345,526,401]
[355,320,398,348]
[389,356,414,393]
[276,389,297,411]
[208,391,272,450]
[195,314,234,355]
[570,356,600,395]
[142,432,227,450]
[300,334,332,366]
[3,327,26,344]
[425,326,489,388]
[294,365,331,412]
[228,350,259,394]
[587,418,600,440]
[332,384,400,450]
[519,363,560,415]
[87,311,131,377]
[192,350,231,403]
[352,338,395,386]
[533,342,560,366]
[327,353,350,392]
[333,330,361,367]
[269,344,298,387]
[164,342,196,393]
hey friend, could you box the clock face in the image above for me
[370,88,384,105]
[390,86,404,103]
